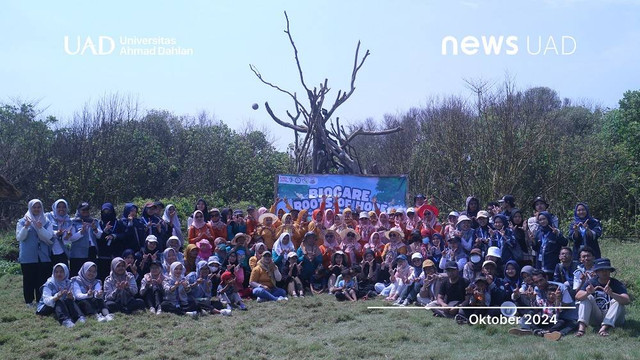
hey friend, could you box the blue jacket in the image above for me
[117,203,147,253]
[17,217,53,264]
[533,227,567,273]
[45,211,73,257]
[568,203,603,260]
[70,217,102,258]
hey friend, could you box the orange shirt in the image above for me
[188,224,216,245]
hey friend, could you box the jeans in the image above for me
[252,286,286,301]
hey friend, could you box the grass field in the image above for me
[0,237,638,360]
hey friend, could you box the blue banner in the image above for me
[276,174,408,213]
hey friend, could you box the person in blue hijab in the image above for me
[568,203,602,261]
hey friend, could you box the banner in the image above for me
[275,174,407,213]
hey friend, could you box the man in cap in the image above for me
[575,258,630,337]
[498,195,516,217]
[428,260,469,318]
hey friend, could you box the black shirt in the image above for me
[439,277,469,302]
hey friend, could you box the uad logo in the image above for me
[64,36,116,55]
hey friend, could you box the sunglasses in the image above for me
[389,233,398,237]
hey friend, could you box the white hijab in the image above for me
[163,204,184,242]
[273,232,295,256]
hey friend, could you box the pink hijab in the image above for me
[192,210,206,229]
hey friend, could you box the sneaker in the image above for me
[238,302,247,311]
[256,297,265,303]
[220,309,232,316]
[104,313,114,322]
[149,307,156,314]
[96,314,107,323]
[101,309,109,316]
[186,311,198,319]
[544,331,563,341]
[455,314,468,325]
[76,316,86,324]
[62,319,75,328]
[201,309,209,316]
[508,328,533,336]
[392,300,403,306]
[26,303,36,309]
[155,308,162,315]
[276,296,288,301]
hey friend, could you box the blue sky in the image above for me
[2,0,639,149]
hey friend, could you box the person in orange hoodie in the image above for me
[245,206,258,238]
[254,213,278,250]
[208,208,228,240]
[188,210,215,245]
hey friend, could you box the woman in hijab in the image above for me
[69,202,102,276]
[163,247,180,274]
[71,261,113,322]
[272,232,296,267]
[187,198,210,229]
[36,263,84,327]
[46,199,74,267]
[188,210,215,245]
[162,262,198,316]
[97,203,120,281]
[119,203,147,253]
[568,202,603,261]
[17,199,54,305]
[297,232,324,289]
[103,257,145,314]
[275,213,303,249]
[533,211,567,276]
[249,251,287,302]
[162,204,184,246]
[135,235,161,277]
[209,208,228,240]
[319,229,342,269]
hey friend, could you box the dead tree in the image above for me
[250,11,402,174]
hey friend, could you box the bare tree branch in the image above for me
[264,102,308,132]
[283,11,312,99]
[324,41,370,121]
[340,126,403,150]
[249,64,310,119]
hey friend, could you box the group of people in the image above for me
[17,194,630,338]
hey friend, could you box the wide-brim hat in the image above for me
[593,258,616,272]
[258,212,278,224]
[417,204,439,218]
[339,228,361,242]
[385,227,404,240]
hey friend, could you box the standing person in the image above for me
[460,196,480,229]
[17,199,54,306]
[187,198,210,229]
[533,211,567,277]
[141,202,167,247]
[575,258,630,337]
[208,208,228,241]
[525,197,559,244]
[97,203,121,281]
[227,210,247,241]
[568,202,603,261]
[498,195,516,217]
[118,203,147,253]
[254,212,278,250]
[162,204,184,249]
[46,199,74,267]
[69,202,101,276]
[188,210,215,244]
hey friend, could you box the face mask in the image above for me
[470,255,482,263]
[422,238,430,245]
[209,265,219,273]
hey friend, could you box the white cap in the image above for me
[448,211,459,217]
[411,252,423,260]
[146,235,158,243]
[487,246,502,258]
[359,211,369,219]
[287,251,297,259]
[407,207,416,214]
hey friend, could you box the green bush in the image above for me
[0,232,18,262]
